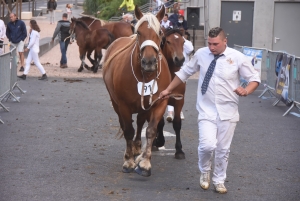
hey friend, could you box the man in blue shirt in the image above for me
[6,13,27,72]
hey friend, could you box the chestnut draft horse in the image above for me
[103,6,171,177]
[154,27,187,159]
[77,16,134,69]
[78,16,134,39]
[69,18,114,73]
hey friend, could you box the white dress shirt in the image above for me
[161,20,172,29]
[175,46,261,122]
[27,30,40,52]
[182,38,193,66]
[0,19,6,40]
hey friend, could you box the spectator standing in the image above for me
[168,8,179,27]
[166,29,194,122]
[66,4,72,20]
[118,0,135,12]
[159,27,260,194]
[176,15,188,30]
[52,13,71,68]
[47,0,57,24]
[0,19,6,55]
[6,13,27,72]
[161,14,173,29]
[17,20,47,81]
[151,0,163,15]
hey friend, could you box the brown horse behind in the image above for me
[78,16,134,38]
[155,27,187,159]
[69,18,114,73]
[103,6,170,177]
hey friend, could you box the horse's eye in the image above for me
[166,41,170,44]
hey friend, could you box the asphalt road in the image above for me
[0,77,299,201]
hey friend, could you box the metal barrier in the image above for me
[233,44,300,117]
[0,44,25,124]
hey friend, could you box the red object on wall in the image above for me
[178,9,184,16]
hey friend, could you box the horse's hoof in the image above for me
[78,68,83,72]
[175,150,185,160]
[99,64,103,69]
[153,138,165,148]
[122,167,135,173]
[134,164,151,177]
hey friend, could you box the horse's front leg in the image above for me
[78,48,85,72]
[152,117,165,148]
[118,105,136,173]
[133,112,148,157]
[135,99,168,177]
[92,50,102,73]
[173,99,185,159]
[87,50,95,70]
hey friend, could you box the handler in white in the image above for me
[18,20,47,81]
[159,27,260,194]
[0,19,6,55]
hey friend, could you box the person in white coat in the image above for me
[0,19,6,55]
[18,20,47,81]
[166,30,194,122]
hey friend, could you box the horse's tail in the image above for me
[103,35,137,71]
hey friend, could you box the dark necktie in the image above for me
[201,54,224,95]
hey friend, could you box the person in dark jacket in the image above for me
[6,13,27,72]
[176,15,188,30]
[168,8,179,26]
[51,13,71,68]
[47,0,57,24]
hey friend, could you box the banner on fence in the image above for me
[275,53,294,105]
[243,47,263,77]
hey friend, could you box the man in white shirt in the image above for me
[0,19,6,55]
[159,27,260,194]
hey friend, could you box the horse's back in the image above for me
[103,22,134,38]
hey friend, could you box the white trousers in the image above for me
[49,11,55,23]
[24,50,46,75]
[198,116,236,184]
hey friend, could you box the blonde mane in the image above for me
[134,13,161,36]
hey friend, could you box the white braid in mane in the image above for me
[134,13,161,36]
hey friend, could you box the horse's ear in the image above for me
[156,6,165,22]
[134,5,143,20]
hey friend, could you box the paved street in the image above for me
[0,78,299,201]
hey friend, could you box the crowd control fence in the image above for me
[0,44,26,124]
[234,44,300,117]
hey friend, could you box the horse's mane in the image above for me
[134,13,161,36]
[164,28,183,38]
[75,20,90,30]
[79,16,106,26]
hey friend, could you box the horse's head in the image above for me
[161,27,185,67]
[134,5,165,72]
[69,17,77,35]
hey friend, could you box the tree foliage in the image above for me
[83,0,149,20]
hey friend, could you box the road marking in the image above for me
[141,127,175,137]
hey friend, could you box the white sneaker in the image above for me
[180,111,184,120]
[166,113,173,122]
[214,183,227,194]
[199,172,210,190]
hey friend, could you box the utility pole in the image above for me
[75,0,78,9]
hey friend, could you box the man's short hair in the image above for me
[62,13,68,18]
[208,27,226,39]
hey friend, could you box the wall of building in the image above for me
[206,0,300,49]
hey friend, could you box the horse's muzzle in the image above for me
[174,56,185,67]
[141,57,157,72]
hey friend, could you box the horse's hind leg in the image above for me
[93,50,102,73]
[173,100,185,159]
[87,50,95,70]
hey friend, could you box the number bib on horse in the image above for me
[137,80,158,96]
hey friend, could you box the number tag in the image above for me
[137,80,158,96]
